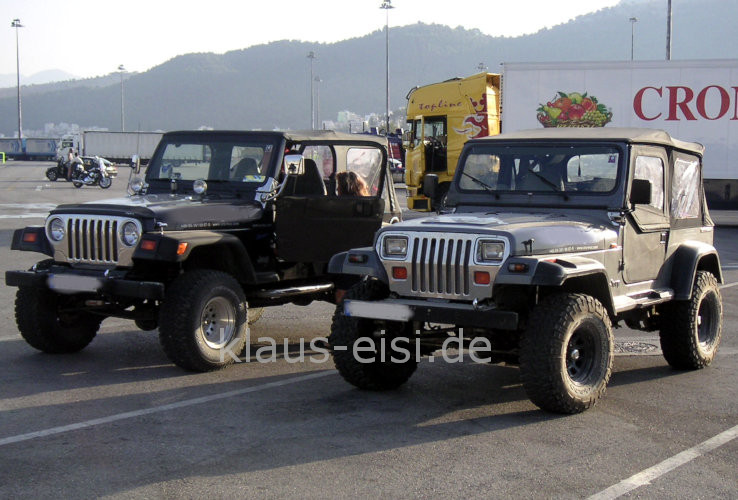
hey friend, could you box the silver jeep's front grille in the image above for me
[380,232,506,301]
[409,235,474,296]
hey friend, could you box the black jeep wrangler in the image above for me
[6,130,401,371]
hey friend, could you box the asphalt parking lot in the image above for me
[0,162,735,498]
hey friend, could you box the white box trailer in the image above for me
[501,59,738,208]
[81,131,163,164]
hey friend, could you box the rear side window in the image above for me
[671,155,701,219]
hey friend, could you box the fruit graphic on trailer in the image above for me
[537,91,612,128]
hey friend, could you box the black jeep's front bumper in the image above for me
[343,298,519,330]
[5,267,165,300]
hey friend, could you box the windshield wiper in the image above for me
[462,172,499,198]
[525,168,570,200]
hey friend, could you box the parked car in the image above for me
[328,128,723,414]
[7,130,401,372]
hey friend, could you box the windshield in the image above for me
[458,144,621,195]
[147,138,279,184]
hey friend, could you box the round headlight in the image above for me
[129,177,145,194]
[49,217,65,241]
[121,221,140,247]
[193,179,208,195]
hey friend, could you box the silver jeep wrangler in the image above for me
[328,128,723,414]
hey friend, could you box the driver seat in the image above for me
[283,159,326,196]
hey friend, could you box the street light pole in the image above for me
[666,0,672,60]
[11,18,23,140]
[307,51,316,129]
[380,0,394,135]
[118,64,126,131]
[314,76,322,130]
[629,17,638,60]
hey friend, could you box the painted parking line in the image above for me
[0,370,334,447]
[588,423,738,499]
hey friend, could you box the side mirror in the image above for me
[424,174,439,200]
[630,178,652,205]
[402,130,412,146]
[283,154,305,175]
[130,154,141,174]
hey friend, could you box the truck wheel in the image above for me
[659,271,722,370]
[329,279,417,390]
[15,287,101,353]
[520,293,613,414]
[158,270,248,372]
[98,176,112,189]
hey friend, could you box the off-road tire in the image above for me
[158,270,248,372]
[520,293,613,414]
[330,279,417,390]
[15,286,101,353]
[659,271,722,370]
[98,176,112,189]
[248,307,264,325]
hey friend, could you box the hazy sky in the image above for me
[2,0,620,79]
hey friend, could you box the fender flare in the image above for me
[328,248,388,284]
[133,230,258,284]
[669,242,723,300]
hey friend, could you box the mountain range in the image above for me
[1,0,736,137]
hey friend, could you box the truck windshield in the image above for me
[147,138,278,184]
[458,145,620,194]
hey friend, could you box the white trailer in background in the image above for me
[81,131,163,164]
[501,59,738,208]
[57,131,163,164]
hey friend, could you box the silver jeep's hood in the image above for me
[384,210,617,256]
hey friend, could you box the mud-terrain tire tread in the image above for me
[158,270,248,372]
[15,286,100,353]
[659,271,722,370]
[330,279,417,390]
[519,293,613,414]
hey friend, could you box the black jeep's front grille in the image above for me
[66,217,119,264]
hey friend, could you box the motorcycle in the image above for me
[46,156,116,189]
[71,157,115,189]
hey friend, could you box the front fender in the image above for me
[328,248,388,284]
[133,230,257,283]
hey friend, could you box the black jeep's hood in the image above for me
[50,194,264,231]
[384,210,618,256]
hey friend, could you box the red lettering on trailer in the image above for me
[634,85,738,121]
[666,86,697,121]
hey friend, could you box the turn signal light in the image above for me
[176,242,188,255]
[348,253,368,264]
[392,267,408,280]
[22,231,38,243]
[508,263,529,273]
[140,239,157,251]
[474,271,491,285]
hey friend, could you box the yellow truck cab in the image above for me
[404,72,501,211]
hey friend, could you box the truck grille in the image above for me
[409,235,474,297]
[66,217,119,264]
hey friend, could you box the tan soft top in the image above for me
[477,128,704,156]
